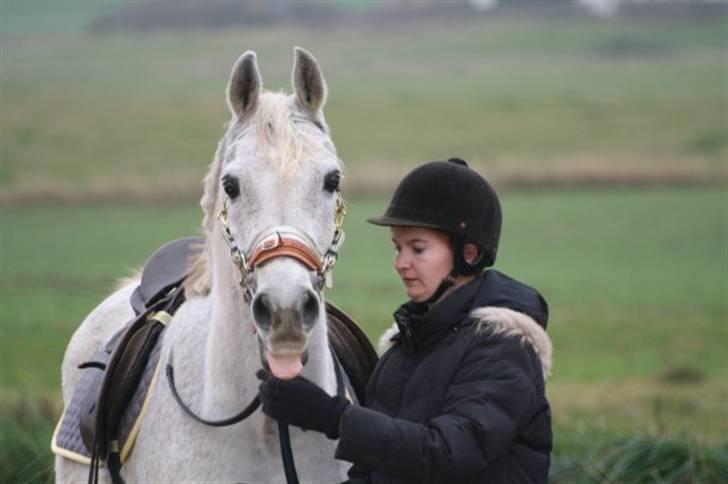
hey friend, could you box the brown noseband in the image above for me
[216,192,346,302]
[248,231,323,273]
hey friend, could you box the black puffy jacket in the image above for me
[335,270,552,484]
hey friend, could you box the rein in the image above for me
[165,192,346,484]
[165,364,298,484]
[166,357,261,427]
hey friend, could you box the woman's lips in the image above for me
[402,277,418,285]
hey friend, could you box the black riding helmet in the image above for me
[368,158,502,276]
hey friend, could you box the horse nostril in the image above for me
[252,294,272,330]
[301,290,320,330]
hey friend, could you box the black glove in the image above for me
[257,369,350,439]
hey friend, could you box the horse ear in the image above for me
[227,51,262,120]
[292,46,327,116]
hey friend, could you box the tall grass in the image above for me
[0,399,56,484]
[552,435,728,483]
[4,412,726,483]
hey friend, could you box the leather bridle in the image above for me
[216,191,346,303]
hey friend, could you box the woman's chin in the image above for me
[407,290,429,303]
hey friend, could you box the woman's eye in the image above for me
[222,176,240,199]
[323,170,341,193]
[413,246,425,255]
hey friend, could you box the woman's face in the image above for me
[391,226,453,303]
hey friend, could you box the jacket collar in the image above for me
[386,270,549,354]
[393,276,482,352]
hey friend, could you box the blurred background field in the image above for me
[1,1,726,482]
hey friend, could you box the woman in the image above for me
[258,158,553,483]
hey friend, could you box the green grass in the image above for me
[0,399,56,484]
[0,0,125,35]
[1,188,725,441]
[551,434,728,483]
[1,188,726,481]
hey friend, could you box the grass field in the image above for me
[2,187,725,430]
[1,5,726,201]
[1,187,726,481]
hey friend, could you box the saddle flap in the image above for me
[325,302,378,404]
[79,306,157,457]
[78,348,113,453]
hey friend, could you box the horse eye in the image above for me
[323,171,341,193]
[222,175,240,199]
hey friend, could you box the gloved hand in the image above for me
[256,369,350,439]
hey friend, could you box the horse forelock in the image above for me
[185,91,337,297]
[252,92,334,174]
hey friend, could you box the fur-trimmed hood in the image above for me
[472,306,552,379]
[378,306,552,380]
[378,270,552,380]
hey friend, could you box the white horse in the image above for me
[55,48,350,483]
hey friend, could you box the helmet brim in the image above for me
[366,215,445,230]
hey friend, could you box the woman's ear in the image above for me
[463,243,481,265]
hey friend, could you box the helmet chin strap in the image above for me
[424,271,458,306]
[424,235,486,306]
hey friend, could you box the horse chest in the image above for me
[127,411,342,482]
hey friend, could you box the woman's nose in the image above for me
[395,252,410,272]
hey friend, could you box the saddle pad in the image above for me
[52,332,165,465]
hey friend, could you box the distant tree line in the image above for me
[89,0,727,33]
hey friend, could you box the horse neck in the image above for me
[201,241,336,416]
[200,279,257,416]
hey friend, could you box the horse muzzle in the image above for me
[250,259,321,379]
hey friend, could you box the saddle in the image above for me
[61,237,377,482]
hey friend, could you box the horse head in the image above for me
[189,47,344,380]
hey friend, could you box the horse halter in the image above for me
[216,191,346,303]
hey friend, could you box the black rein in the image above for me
[165,362,261,427]
[165,361,299,484]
